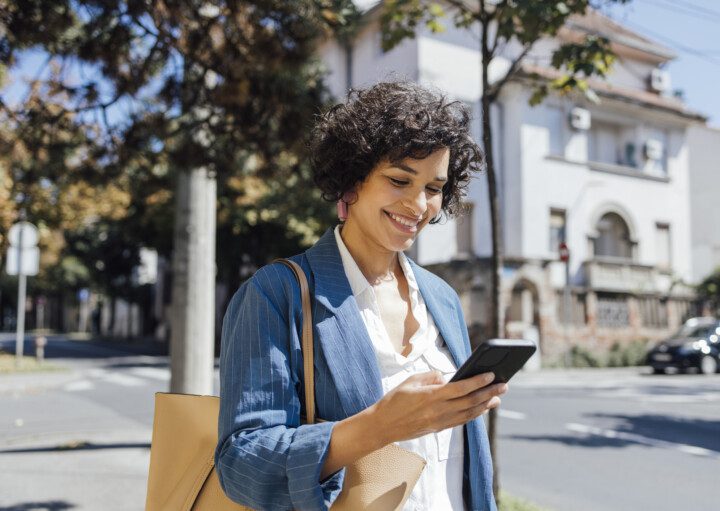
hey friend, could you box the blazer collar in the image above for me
[305,228,384,416]
[305,227,467,416]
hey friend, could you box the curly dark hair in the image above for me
[309,81,484,223]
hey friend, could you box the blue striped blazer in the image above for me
[215,227,497,511]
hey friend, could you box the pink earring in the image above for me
[337,192,353,221]
[337,199,348,221]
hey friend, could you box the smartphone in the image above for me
[449,338,537,383]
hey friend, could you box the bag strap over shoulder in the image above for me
[272,258,316,425]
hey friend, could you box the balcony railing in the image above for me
[581,258,658,293]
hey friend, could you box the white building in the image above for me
[320,3,708,362]
[687,124,720,284]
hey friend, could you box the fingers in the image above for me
[442,371,497,399]
[453,382,507,408]
[442,385,507,427]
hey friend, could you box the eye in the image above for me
[388,177,409,187]
[426,186,442,195]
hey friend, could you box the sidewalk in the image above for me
[511,365,652,388]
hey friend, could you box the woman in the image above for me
[215,82,507,511]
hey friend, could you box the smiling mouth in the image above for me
[384,210,421,232]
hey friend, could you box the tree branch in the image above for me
[486,42,533,101]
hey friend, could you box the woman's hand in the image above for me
[368,371,507,444]
[319,370,506,479]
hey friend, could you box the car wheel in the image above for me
[699,355,718,375]
[652,367,665,375]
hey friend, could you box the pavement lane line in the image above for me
[128,367,170,381]
[62,380,95,392]
[99,373,145,387]
[498,409,527,420]
[87,368,108,378]
[565,422,718,459]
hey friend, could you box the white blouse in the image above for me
[334,226,466,511]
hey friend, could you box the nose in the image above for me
[402,187,427,217]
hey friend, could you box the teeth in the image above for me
[388,212,418,227]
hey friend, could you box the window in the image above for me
[655,223,671,270]
[589,121,638,168]
[456,202,474,257]
[596,293,629,328]
[638,297,668,328]
[549,209,566,253]
[593,212,633,259]
[547,106,565,156]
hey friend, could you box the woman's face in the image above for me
[346,147,450,253]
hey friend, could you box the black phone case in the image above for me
[450,339,537,383]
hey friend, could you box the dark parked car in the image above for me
[646,317,720,375]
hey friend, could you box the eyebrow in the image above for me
[394,162,448,182]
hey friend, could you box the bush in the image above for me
[568,344,602,368]
[606,339,648,367]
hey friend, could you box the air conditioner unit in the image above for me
[644,139,664,160]
[569,107,591,130]
[649,69,671,93]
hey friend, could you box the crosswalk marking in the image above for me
[129,367,170,381]
[498,409,527,420]
[63,380,95,392]
[62,368,164,392]
[100,372,145,387]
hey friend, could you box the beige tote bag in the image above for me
[145,259,426,510]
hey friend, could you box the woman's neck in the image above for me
[339,221,401,286]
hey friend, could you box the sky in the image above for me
[4,0,720,126]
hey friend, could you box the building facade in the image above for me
[320,3,708,364]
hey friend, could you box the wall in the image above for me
[688,124,720,283]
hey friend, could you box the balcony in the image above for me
[580,258,658,293]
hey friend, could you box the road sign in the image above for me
[559,242,570,262]
[8,222,39,249]
[6,246,39,276]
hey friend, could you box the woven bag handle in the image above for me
[273,258,316,424]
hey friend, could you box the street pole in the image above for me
[563,255,571,367]
[15,273,27,367]
[559,242,572,367]
[15,223,25,368]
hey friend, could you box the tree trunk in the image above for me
[480,7,505,504]
[169,166,217,394]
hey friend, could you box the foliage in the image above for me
[0,349,64,373]
[697,267,720,315]
[559,339,649,368]
[0,1,359,301]
[498,491,552,511]
[568,343,602,368]
[605,339,648,367]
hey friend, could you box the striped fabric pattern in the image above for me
[215,228,497,511]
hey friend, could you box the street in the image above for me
[500,368,719,511]
[1,335,718,510]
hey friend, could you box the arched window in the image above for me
[593,212,633,259]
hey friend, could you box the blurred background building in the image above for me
[319,3,718,365]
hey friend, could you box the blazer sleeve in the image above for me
[215,265,346,511]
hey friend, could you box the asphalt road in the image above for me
[0,335,718,510]
[500,368,719,511]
